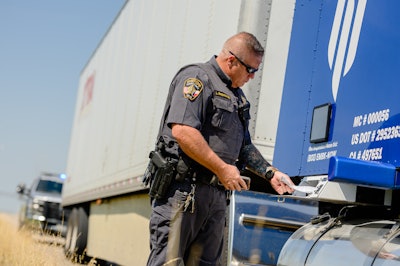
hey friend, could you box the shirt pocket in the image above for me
[211,96,237,131]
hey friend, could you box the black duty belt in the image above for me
[193,171,225,190]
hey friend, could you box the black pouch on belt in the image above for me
[175,156,191,182]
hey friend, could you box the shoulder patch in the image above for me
[183,78,203,101]
[215,91,231,99]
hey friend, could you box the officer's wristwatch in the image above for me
[265,166,278,180]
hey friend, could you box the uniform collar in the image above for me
[208,56,233,88]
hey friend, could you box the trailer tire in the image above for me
[64,207,88,261]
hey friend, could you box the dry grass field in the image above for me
[0,213,83,266]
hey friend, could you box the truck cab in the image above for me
[17,172,69,236]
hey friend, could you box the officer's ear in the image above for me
[227,55,236,68]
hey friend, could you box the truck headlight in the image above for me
[32,199,44,211]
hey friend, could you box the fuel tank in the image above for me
[278,213,400,265]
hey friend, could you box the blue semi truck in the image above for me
[62,0,400,265]
[228,0,400,265]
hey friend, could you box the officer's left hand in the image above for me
[269,171,295,195]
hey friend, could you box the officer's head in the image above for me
[217,32,264,88]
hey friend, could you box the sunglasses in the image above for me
[229,51,258,74]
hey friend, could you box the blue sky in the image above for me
[0,0,126,213]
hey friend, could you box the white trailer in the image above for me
[62,0,295,264]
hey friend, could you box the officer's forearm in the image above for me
[239,143,272,179]
[171,123,226,176]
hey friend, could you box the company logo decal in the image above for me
[81,71,95,112]
[328,0,367,101]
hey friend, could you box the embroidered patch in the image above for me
[215,91,231,99]
[183,78,203,101]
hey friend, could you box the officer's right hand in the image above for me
[217,164,248,191]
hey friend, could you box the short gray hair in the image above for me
[224,32,264,57]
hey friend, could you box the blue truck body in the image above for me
[231,1,400,265]
[275,0,400,175]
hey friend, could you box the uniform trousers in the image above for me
[147,178,227,266]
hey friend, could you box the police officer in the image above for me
[146,32,295,266]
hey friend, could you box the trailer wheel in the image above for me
[64,207,88,261]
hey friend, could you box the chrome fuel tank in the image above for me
[278,214,400,265]
[228,191,318,265]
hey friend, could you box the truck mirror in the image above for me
[16,183,26,194]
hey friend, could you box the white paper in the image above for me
[281,176,316,194]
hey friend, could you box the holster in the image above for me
[149,164,175,199]
[143,141,194,199]
[146,150,177,200]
